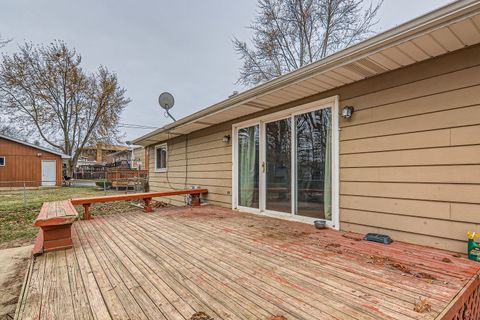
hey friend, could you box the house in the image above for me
[134,0,480,253]
[0,134,69,187]
[77,142,128,166]
[105,146,145,170]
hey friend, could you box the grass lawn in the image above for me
[0,186,139,248]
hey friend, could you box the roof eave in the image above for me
[133,0,480,146]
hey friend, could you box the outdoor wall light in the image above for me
[222,135,231,143]
[341,106,355,119]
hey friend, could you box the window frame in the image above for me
[154,143,168,172]
[0,156,5,167]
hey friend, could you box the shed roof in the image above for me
[0,134,70,158]
[134,0,480,146]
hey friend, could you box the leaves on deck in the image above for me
[413,297,432,313]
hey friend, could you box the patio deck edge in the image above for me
[14,255,35,320]
[436,269,480,320]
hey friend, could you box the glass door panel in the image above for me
[237,125,260,209]
[295,108,332,219]
[265,118,291,213]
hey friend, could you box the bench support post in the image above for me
[191,194,201,206]
[82,204,92,220]
[144,198,153,212]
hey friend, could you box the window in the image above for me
[155,144,167,172]
[0,157,4,166]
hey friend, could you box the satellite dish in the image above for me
[158,92,176,121]
[158,92,175,110]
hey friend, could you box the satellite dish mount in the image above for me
[158,92,176,121]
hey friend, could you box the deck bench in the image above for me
[33,200,78,256]
[71,188,209,220]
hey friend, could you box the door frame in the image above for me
[232,95,340,229]
[41,159,57,186]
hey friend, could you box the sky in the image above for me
[0,0,453,142]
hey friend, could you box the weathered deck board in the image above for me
[17,206,480,320]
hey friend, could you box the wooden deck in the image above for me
[16,206,480,320]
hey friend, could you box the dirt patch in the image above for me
[0,237,34,251]
[441,257,452,263]
[0,245,32,319]
[190,311,214,320]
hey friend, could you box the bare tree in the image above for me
[0,41,130,175]
[0,117,22,137]
[0,34,11,49]
[234,0,382,86]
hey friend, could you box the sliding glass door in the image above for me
[234,99,337,225]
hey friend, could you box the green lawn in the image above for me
[0,187,138,247]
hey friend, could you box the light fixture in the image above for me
[341,106,354,119]
[222,135,231,143]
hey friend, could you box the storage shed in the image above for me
[0,134,69,187]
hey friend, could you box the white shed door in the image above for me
[41,160,56,186]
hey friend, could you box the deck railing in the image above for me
[438,271,480,320]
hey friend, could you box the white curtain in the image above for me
[239,127,256,207]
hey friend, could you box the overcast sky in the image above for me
[0,0,452,141]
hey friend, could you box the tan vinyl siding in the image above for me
[337,45,480,253]
[148,44,480,252]
[148,122,232,207]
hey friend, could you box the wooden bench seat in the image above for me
[71,188,209,220]
[33,200,78,256]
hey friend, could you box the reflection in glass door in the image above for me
[237,125,260,209]
[265,118,291,213]
[295,108,332,219]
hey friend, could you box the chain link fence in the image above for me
[0,178,148,209]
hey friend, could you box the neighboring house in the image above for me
[132,146,146,170]
[105,146,145,169]
[77,143,128,166]
[134,1,480,253]
[0,134,69,187]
